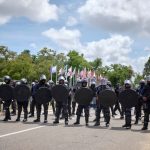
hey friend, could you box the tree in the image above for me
[106,64,134,86]
[143,57,150,76]
[67,50,90,69]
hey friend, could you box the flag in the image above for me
[83,67,87,78]
[64,65,68,78]
[87,70,92,78]
[80,70,84,78]
[58,68,64,75]
[72,67,76,75]
[50,66,57,74]
[67,66,72,77]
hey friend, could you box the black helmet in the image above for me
[21,78,27,84]
[81,78,88,87]
[3,75,11,84]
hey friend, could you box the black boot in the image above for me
[141,123,148,130]
[16,118,20,121]
[65,118,68,125]
[74,116,80,125]
[134,120,138,124]
[106,122,110,127]
[94,121,100,126]
[44,113,48,123]
[34,119,40,122]
[85,117,89,126]
[141,126,148,130]
[53,119,59,124]
[3,118,8,121]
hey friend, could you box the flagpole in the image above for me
[56,67,57,84]
[51,71,52,81]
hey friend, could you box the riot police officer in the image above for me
[3,76,12,121]
[134,79,145,124]
[74,79,90,126]
[122,80,132,129]
[113,83,122,117]
[94,78,111,127]
[33,75,50,123]
[29,82,36,117]
[71,79,81,115]
[141,76,150,130]
[90,81,97,109]
[53,76,69,125]
[48,80,55,115]
[16,78,29,122]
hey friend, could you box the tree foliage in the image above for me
[143,57,150,76]
[0,45,135,84]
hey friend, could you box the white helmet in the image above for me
[91,81,96,85]
[40,74,47,81]
[16,81,21,86]
[32,82,35,85]
[58,76,65,81]
[100,78,107,85]
[124,80,131,85]
[48,80,54,84]
[140,79,145,84]
[21,78,27,84]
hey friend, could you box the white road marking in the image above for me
[0,126,45,138]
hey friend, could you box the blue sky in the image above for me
[0,0,150,73]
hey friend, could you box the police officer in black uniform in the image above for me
[71,79,81,115]
[48,80,55,115]
[94,78,111,127]
[16,78,29,122]
[3,76,12,121]
[113,83,122,117]
[74,79,90,126]
[33,75,50,123]
[90,81,97,108]
[134,79,145,124]
[122,80,132,129]
[53,76,69,125]
[141,76,150,130]
[29,82,36,117]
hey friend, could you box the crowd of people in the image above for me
[0,74,150,131]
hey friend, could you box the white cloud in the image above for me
[30,43,37,49]
[66,16,78,26]
[42,26,82,50]
[42,26,148,73]
[0,0,59,24]
[83,35,133,65]
[144,47,150,51]
[78,0,150,34]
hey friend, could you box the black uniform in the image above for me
[141,83,150,130]
[113,85,122,116]
[74,82,91,126]
[33,82,50,123]
[29,84,36,117]
[16,98,28,122]
[3,83,13,121]
[134,84,145,124]
[122,86,133,129]
[94,85,111,127]
[53,84,69,125]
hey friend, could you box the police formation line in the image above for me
[0,75,150,131]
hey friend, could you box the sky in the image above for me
[0,0,150,73]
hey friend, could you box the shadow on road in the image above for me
[86,125,108,129]
[110,127,126,131]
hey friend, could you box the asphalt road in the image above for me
[0,109,150,150]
